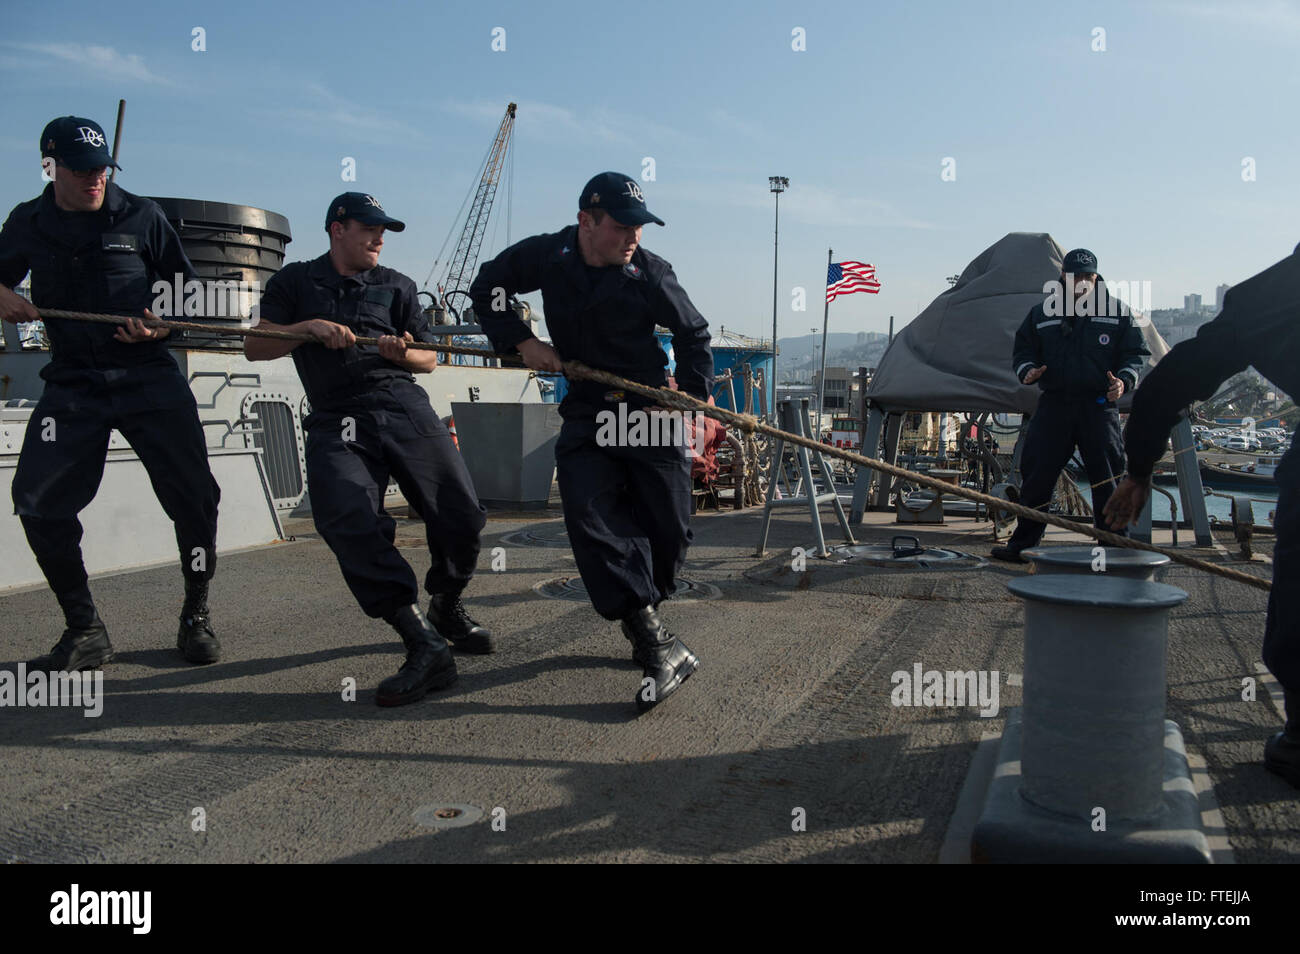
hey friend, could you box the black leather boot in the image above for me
[29,615,115,673]
[621,605,698,713]
[177,576,220,664]
[1264,689,1300,789]
[377,605,458,707]
[427,593,494,654]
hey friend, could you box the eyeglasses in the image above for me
[58,164,110,181]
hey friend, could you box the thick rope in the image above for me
[33,309,520,363]
[30,309,1272,592]
[559,360,1271,593]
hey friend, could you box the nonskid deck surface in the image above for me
[0,503,1293,863]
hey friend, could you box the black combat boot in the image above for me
[621,605,698,714]
[177,576,220,664]
[990,544,1028,564]
[376,605,458,707]
[1264,688,1300,789]
[30,586,114,672]
[29,615,115,673]
[427,592,495,654]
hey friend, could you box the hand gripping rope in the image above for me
[31,309,1272,593]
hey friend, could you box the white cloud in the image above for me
[11,43,168,84]
[268,82,424,140]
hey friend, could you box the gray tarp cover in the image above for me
[864,232,1169,415]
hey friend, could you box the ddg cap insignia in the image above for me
[38,116,119,171]
[578,172,665,226]
[324,192,406,232]
[1062,248,1099,274]
[74,126,106,147]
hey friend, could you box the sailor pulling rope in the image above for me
[30,308,1271,593]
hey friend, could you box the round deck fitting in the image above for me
[1007,574,1187,610]
[1009,574,1189,822]
[533,576,721,603]
[826,538,986,569]
[412,803,484,829]
[500,526,571,548]
[902,491,981,516]
[1022,546,1170,581]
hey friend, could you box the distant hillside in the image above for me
[777,332,860,365]
[777,331,892,383]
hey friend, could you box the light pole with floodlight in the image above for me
[768,176,788,415]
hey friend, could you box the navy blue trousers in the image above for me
[304,382,485,620]
[11,371,220,610]
[1265,486,1300,702]
[555,413,693,621]
[1009,393,1126,549]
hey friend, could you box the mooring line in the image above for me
[30,309,1271,592]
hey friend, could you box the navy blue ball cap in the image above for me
[40,116,119,171]
[1062,248,1099,274]
[325,192,406,232]
[579,172,664,226]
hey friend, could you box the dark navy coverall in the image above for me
[0,182,219,616]
[258,254,485,620]
[1007,282,1150,550]
[471,225,714,620]
[1125,246,1300,697]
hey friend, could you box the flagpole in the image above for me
[817,248,832,436]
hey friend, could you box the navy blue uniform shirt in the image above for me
[1125,245,1300,488]
[469,225,713,406]
[1013,280,1148,397]
[0,181,197,384]
[258,254,437,412]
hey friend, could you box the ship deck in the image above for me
[0,498,1294,864]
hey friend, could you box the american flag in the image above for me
[826,261,881,302]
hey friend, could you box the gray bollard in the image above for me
[1021,546,1170,582]
[1009,575,1188,822]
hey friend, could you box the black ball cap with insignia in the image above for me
[579,171,665,227]
[40,116,120,171]
[325,192,406,232]
[1062,248,1099,274]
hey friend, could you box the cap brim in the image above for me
[59,153,120,171]
[352,213,405,232]
[610,208,664,227]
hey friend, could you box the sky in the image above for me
[2,0,1297,342]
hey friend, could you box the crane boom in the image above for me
[440,103,516,317]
